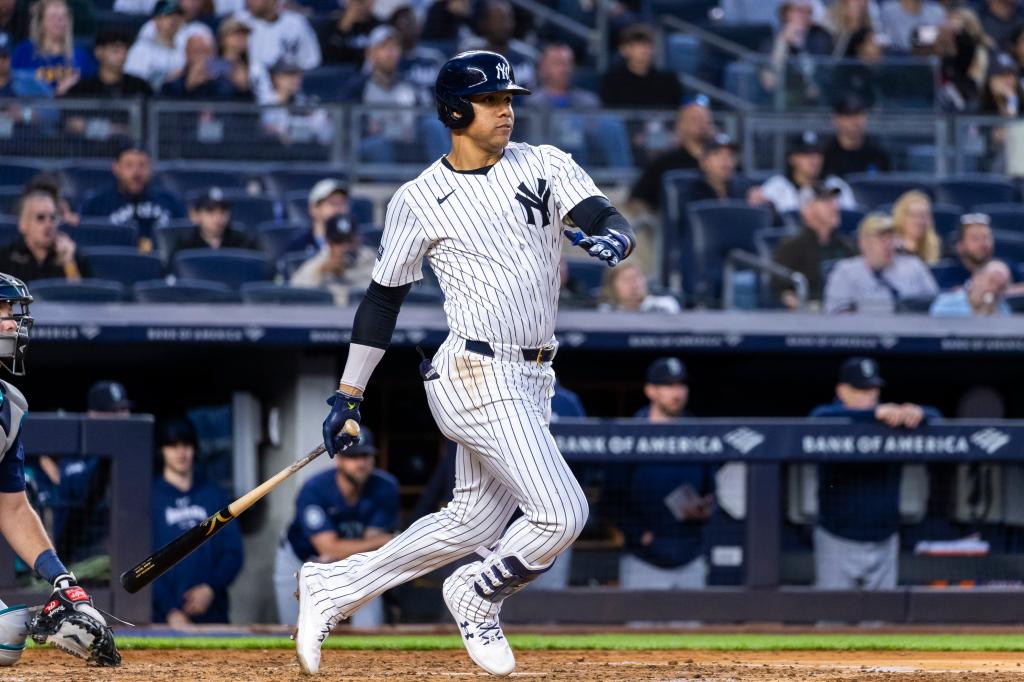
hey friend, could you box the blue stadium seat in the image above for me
[303,65,359,103]
[0,186,21,215]
[0,218,17,247]
[256,223,305,261]
[173,249,273,289]
[67,223,138,248]
[133,278,237,303]
[61,166,116,204]
[687,200,774,306]
[29,278,124,302]
[930,259,969,290]
[665,33,702,76]
[973,203,1024,236]
[268,170,346,198]
[754,227,794,259]
[895,295,937,313]
[935,176,1017,210]
[993,230,1024,268]
[350,196,374,227]
[661,169,705,291]
[837,207,867,236]
[566,258,606,294]
[847,174,935,209]
[279,251,309,279]
[931,203,963,243]
[1007,294,1024,314]
[358,225,384,249]
[651,0,717,23]
[0,162,45,188]
[723,61,770,105]
[240,282,335,305]
[153,223,195,264]
[160,169,254,196]
[83,247,165,287]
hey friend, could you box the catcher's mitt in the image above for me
[29,577,121,667]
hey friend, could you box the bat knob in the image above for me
[343,419,361,437]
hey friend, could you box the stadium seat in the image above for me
[992,230,1024,268]
[350,196,374,226]
[661,169,705,291]
[0,162,45,188]
[160,169,255,196]
[931,203,963,243]
[935,176,1017,210]
[0,186,21,215]
[239,282,335,305]
[153,223,196,264]
[930,259,969,290]
[268,170,346,197]
[566,258,607,294]
[359,225,384,249]
[61,166,116,204]
[84,247,165,287]
[665,33,702,75]
[279,251,309,279]
[973,203,1024,236]
[133,278,237,303]
[173,249,274,289]
[895,296,937,313]
[303,65,359,103]
[67,223,138,248]
[256,223,305,261]
[687,200,774,306]
[185,191,279,229]
[847,174,934,209]
[754,227,793,259]
[1007,294,1024,314]
[723,60,770,105]
[837,207,867,236]
[651,0,717,23]
[0,218,17,247]
[29,278,124,303]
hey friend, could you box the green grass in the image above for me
[101,633,1024,652]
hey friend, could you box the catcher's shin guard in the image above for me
[0,604,29,666]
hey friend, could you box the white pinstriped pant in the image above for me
[304,333,589,623]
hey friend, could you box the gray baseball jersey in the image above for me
[302,142,600,628]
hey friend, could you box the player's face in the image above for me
[836,383,880,410]
[466,92,515,152]
[0,302,15,334]
[162,442,195,477]
[337,452,374,486]
[645,383,689,417]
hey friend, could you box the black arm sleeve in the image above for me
[350,280,412,350]
[566,196,636,249]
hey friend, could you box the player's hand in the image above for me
[563,229,631,267]
[29,575,121,666]
[899,403,925,428]
[323,391,362,457]
[874,403,903,427]
[182,583,215,616]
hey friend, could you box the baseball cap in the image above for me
[367,25,400,49]
[808,182,841,201]
[88,380,133,412]
[217,17,251,38]
[325,214,356,242]
[191,186,230,211]
[833,93,867,116]
[269,58,302,76]
[619,23,655,46]
[342,425,377,456]
[308,178,348,206]
[158,417,197,448]
[681,93,710,109]
[838,357,885,389]
[857,212,895,237]
[789,130,823,155]
[152,0,182,17]
[960,212,991,227]
[646,357,688,386]
[702,132,738,156]
[94,28,134,48]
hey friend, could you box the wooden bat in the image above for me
[120,420,360,594]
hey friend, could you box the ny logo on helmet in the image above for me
[496,62,510,81]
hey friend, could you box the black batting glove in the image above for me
[323,391,362,458]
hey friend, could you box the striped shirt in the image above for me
[372,142,604,347]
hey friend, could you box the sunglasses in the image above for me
[33,212,58,223]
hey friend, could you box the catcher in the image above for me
[0,272,119,668]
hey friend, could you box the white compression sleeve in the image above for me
[339,343,385,392]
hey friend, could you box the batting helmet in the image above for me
[0,273,32,376]
[435,51,531,130]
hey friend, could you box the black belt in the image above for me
[465,339,555,363]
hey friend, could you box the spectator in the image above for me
[172,188,259,257]
[690,133,761,203]
[618,358,714,590]
[763,0,833,106]
[1010,24,1024,72]
[628,95,715,214]
[946,213,996,285]
[532,42,598,110]
[288,178,350,255]
[930,259,1012,316]
[237,0,321,97]
[391,5,444,90]
[461,0,538,89]
[558,256,596,308]
[0,0,29,49]
[81,145,187,249]
[598,262,680,313]
[811,357,939,591]
[273,427,397,627]
[759,131,856,215]
[0,190,84,282]
[822,94,891,178]
[933,8,991,112]
[878,0,945,52]
[134,0,217,58]
[160,31,241,99]
[978,52,1023,116]
[290,214,375,304]
[11,0,94,96]
[152,417,243,625]
[891,190,941,265]
[23,171,79,228]
[125,0,187,90]
[824,212,939,313]
[217,17,254,98]
[259,58,332,145]
[599,23,683,109]
[319,0,379,65]
[823,0,881,54]
[772,184,856,309]
[720,0,826,27]
[65,28,153,98]
[979,0,1024,51]
[422,0,472,42]
[0,33,49,96]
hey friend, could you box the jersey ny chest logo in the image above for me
[514,179,551,228]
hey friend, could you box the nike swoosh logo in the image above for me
[437,189,456,205]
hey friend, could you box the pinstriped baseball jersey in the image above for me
[372,142,605,347]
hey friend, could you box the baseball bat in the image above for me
[119,419,360,594]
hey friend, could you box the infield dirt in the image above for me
[9,648,1024,681]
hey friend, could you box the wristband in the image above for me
[34,549,69,585]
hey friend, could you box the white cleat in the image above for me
[294,564,332,675]
[443,574,515,676]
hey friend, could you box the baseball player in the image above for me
[296,50,635,676]
[0,273,119,668]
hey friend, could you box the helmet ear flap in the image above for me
[436,93,474,130]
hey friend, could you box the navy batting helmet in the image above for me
[435,50,531,130]
[0,273,32,376]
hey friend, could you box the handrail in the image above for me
[659,16,761,61]
[723,249,808,311]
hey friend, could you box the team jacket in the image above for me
[0,379,28,494]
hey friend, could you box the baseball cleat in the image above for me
[294,564,331,675]
[443,573,515,676]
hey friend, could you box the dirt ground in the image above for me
[8,649,1024,681]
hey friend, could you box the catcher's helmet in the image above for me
[0,273,33,376]
[435,50,531,130]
